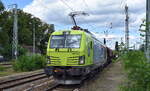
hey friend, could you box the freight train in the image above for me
[44,29,114,84]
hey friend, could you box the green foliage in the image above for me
[18,45,28,56]
[0,45,28,60]
[120,51,150,91]
[0,45,12,60]
[13,54,46,72]
[0,66,4,71]
[0,0,4,12]
[17,10,54,54]
[112,55,121,63]
[0,9,54,59]
[139,44,144,52]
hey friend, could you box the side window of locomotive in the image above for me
[100,47,104,57]
[88,42,91,56]
[88,47,90,56]
[90,41,93,49]
[93,40,101,63]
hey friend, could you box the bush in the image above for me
[0,45,28,61]
[0,66,4,71]
[120,51,150,91]
[13,54,46,72]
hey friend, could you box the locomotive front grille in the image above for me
[48,56,80,65]
[67,56,79,65]
[50,56,61,65]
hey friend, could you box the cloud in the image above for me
[91,31,122,49]
[23,0,145,49]
[91,31,141,49]
[23,0,145,29]
[91,32,120,39]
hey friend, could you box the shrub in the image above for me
[120,51,150,91]
[13,54,46,72]
[0,66,4,71]
[0,45,28,61]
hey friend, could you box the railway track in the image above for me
[0,65,12,68]
[44,64,109,91]
[0,63,12,68]
[0,72,47,90]
[45,84,81,91]
[23,78,72,91]
[0,62,11,65]
[24,78,81,91]
[0,61,112,91]
[0,63,11,65]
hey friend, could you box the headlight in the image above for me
[47,60,50,64]
[47,56,51,64]
[79,56,85,64]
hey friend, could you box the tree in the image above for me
[139,44,144,52]
[0,9,54,60]
[0,0,4,13]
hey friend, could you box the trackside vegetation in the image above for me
[0,66,4,71]
[13,54,46,72]
[120,51,150,91]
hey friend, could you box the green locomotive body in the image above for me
[45,30,111,84]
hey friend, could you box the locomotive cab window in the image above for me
[50,35,64,48]
[50,35,81,48]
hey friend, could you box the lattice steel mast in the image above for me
[11,4,18,59]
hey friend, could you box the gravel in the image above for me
[81,61,125,91]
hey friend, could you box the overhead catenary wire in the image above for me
[36,0,72,30]
[120,0,127,9]
[38,0,127,38]
[60,0,75,11]
[102,0,127,46]
[83,0,112,32]
[110,0,128,40]
[81,0,114,45]
[38,0,100,32]
[80,0,102,31]
[82,0,94,14]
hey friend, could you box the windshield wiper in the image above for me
[55,48,59,52]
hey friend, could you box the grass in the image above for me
[0,54,46,77]
[13,54,46,72]
[0,61,16,77]
[120,51,150,91]
[0,66,5,71]
[0,67,19,77]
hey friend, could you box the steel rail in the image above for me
[0,72,46,90]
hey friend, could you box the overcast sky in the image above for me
[2,0,146,49]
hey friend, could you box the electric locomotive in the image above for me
[44,29,113,84]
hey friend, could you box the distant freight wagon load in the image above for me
[44,29,114,84]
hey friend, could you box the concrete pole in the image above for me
[125,5,129,51]
[33,19,35,54]
[146,0,150,62]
